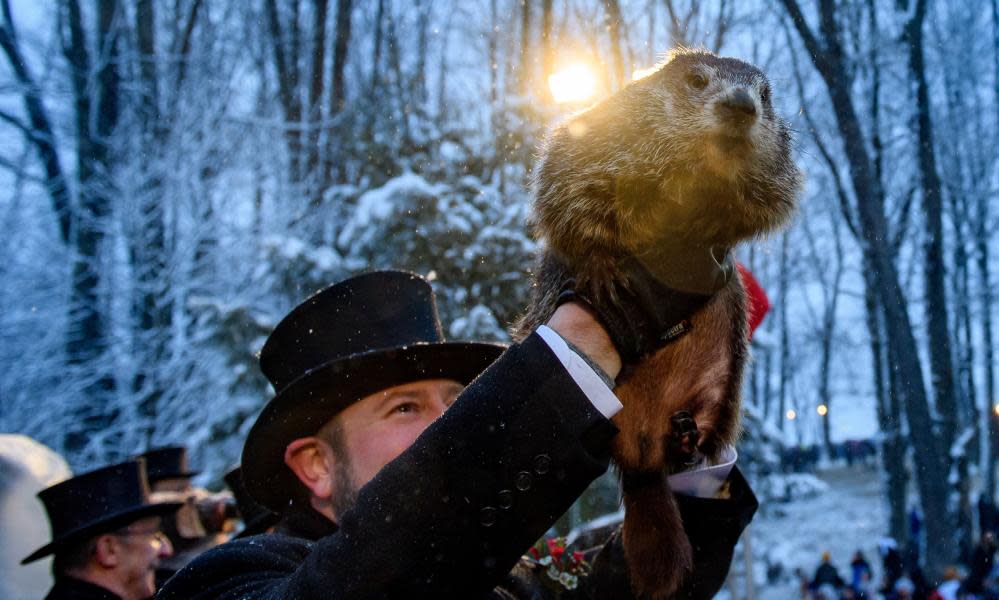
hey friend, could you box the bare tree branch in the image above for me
[782,18,859,240]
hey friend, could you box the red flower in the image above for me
[572,551,584,565]
[529,546,540,560]
[546,538,565,563]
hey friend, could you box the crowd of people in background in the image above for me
[780,440,879,473]
[798,534,999,600]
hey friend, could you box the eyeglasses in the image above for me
[114,528,170,549]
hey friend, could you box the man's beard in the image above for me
[329,445,359,518]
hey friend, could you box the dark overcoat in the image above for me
[45,577,122,600]
[158,332,757,599]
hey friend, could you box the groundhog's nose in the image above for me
[717,88,757,123]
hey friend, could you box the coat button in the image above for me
[480,506,497,527]
[498,490,514,509]
[534,454,551,474]
[515,471,532,491]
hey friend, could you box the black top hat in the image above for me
[21,460,181,564]
[242,270,505,511]
[137,446,199,484]
[224,466,279,538]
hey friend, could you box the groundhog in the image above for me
[516,48,801,598]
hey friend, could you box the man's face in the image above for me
[325,378,464,512]
[111,516,173,600]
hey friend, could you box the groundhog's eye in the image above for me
[685,72,708,90]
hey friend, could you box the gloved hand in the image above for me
[555,251,733,365]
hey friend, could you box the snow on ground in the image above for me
[719,464,887,598]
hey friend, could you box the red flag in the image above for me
[737,263,770,340]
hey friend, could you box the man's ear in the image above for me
[92,534,120,569]
[284,437,334,500]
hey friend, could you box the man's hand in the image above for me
[555,253,732,365]
[546,301,621,381]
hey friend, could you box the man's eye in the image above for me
[392,403,416,415]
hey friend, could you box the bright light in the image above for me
[786,409,797,421]
[548,63,597,104]
[632,65,660,81]
[993,403,999,417]
[817,404,828,417]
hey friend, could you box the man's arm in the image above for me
[160,320,622,599]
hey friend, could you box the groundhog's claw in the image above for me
[668,410,701,469]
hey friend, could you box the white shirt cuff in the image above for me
[535,325,623,419]
[667,445,738,498]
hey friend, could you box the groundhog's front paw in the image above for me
[665,410,701,473]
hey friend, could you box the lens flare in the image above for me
[548,63,597,104]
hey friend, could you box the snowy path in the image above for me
[721,465,887,599]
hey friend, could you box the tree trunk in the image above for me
[818,257,841,460]
[540,0,554,76]
[265,0,303,186]
[886,321,911,550]
[62,0,122,454]
[903,0,959,460]
[330,0,352,114]
[414,0,429,106]
[364,0,384,144]
[133,0,172,443]
[778,231,790,434]
[305,0,327,200]
[983,0,999,505]
[600,0,626,89]
[326,0,352,183]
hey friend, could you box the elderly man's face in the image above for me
[110,516,173,600]
[324,378,464,514]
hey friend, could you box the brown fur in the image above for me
[515,49,800,598]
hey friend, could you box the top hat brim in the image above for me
[243,340,505,512]
[148,470,199,484]
[21,501,182,564]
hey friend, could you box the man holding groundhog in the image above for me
[159,268,758,599]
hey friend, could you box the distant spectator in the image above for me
[931,566,961,600]
[814,583,838,599]
[855,569,876,599]
[811,551,844,591]
[223,466,278,539]
[136,446,232,587]
[851,550,873,590]
[793,567,810,599]
[964,531,997,596]
[894,576,916,600]
[22,461,180,600]
[979,497,999,538]
[880,537,905,594]
[907,564,932,600]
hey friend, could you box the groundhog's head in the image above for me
[539,48,802,248]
